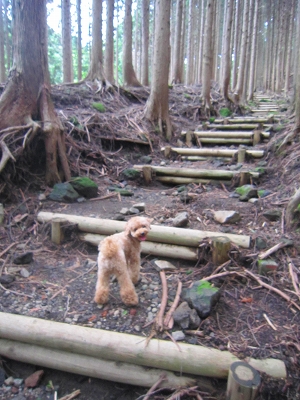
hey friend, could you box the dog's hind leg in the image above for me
[117,270,139,306]
[94,268,110,304]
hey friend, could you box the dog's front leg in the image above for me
[94,268,110,304]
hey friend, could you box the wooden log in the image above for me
[134,165,259,180]
[213,117,273,124]
[212,237,231,265]
[207,124,260,130]
[198,138,252,145]
[51,218,65,245]
[37,211,251,248]
[81,233,199,261]
[0,339,194,389]
[156,176,225,185]
[193,130,255,138]
[142,165,152,185]
[226,361,261,400]
[0,313,287,379]
[161,147,264,158]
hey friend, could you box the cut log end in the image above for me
[226,361,261,400]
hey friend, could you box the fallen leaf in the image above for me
[240,297,253,303]
[88,315,97,322]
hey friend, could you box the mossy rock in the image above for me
[48,183,80,203]
[69,177,98,199]
[121,168,140,180]
[235,184,258,199]
[219,108,231,117]
[108,187,134,196]
[92,102,106,112]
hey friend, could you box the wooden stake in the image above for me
[252,130,261,146]
[212,237,231,265]
[239,172,250,186]
[186,131,193,147]
[51,218,65,245]
[142,165,153,184]
[164,146,172,158]
[237,147,246,163]
[226,361,260,400]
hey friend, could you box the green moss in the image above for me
[209,117,216,123]
[196,280,213,292]
[92,102,106,112]
[184,93,192,99]
[69,116,79,125]
[219,108,231,117]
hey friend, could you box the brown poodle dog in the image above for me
[94,216,152,306]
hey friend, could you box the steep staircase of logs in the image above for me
[135,93,285,187]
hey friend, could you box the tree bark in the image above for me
[123,0,141,86]
[0,0,5,82]
[201,0,215,112]
[85,0,108,88]
[0,0,71,184]
[76,0,82,81]
[61,0,73,83]
[247,0,259,101]
[145,0,172,140]
[221,0,234,100]
[104,0,115,83]
[286,188,300,228]
[141,0,149,85]
[172,0,183,83]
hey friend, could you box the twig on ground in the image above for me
[164,280,182,329]
[164,330,182,352]
[143,373,167,400]
[58,389,81,400]
[286,252,300,298]
[259,241,292,260]
[263,313,277,331]
[243,269,300,311]
[155,270,168,332]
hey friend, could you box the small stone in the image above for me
[132,203,145,211]
[129,207,140,215]
[256,237,267,249]
[153,260,176,271]
[13,252,33,265]
[120,208,130,215]
[0,274,15,285]
[173,212,189,227]
[134,325,141,332]
[248,198,258,204]
[171,331,185,341]
[263,210,282,221]
[4,377,14,386]
[257,259,278,275]
[13,378,23,387]
[20,268,30,278]
[140,156,152,164]
[213,210,241,224]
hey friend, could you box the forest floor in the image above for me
[0,84,300,400]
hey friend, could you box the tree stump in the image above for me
[226,361,261,400]
[212,237,231,265]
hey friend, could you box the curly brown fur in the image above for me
[94,216,152,306]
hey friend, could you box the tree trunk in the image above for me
[231,0,240,89]
[286,188,300,228]
[221,0,234,100]
[284,0,295,95]
[104,0,115,83]
[247,0,259,101]
[201,0,215,112]
[233,0,249,104]
[0,0,71,185]
[85,0,108,88]
[0,0,5,82]
[141,0,149,85]
[185,0,194,85]
[172,0,183,83]
[61,0,73,83]
[123,0,141,86]
[145,0,172,140]
[76,0,82,81]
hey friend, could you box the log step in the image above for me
[161,146,264,159]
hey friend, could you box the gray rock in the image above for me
[189,309,201,329]
[132,203,146,211]
[20,268,30,278]
[213,210,241,224]
[48,182,80,203]
[129,207,140,215]
[13,252,33,265]
[153,260,177,271]
[173,212,189,227]
[0,274,15,285]
[235,184,258,201]
[182,280,221,318]
[121,168,140,180]
[180,192,193,203]
[171,331,185,341]
[140,156,152,164]
[4,377,14,386]
[256,237,267,249]
[173,302,191,329]
[263,209,282,221]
